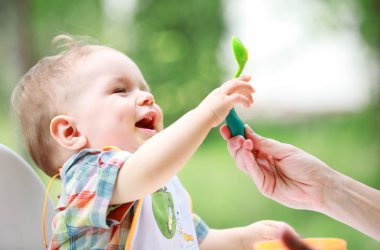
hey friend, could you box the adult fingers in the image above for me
[220,124,232,140]
[235,147,263,184]
[245,125,292,156]
[242,138,253,151]
[235,148,254,175]
[220,125,253,151]
[227,136,245,157]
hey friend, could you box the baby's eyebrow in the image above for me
[140,82,150,92]
[112,76,132,87]
[109,75,150,92]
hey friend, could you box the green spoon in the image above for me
[226,36,248,138]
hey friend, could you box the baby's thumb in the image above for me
[238,74,251,81]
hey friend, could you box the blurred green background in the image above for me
[0,0,379,249]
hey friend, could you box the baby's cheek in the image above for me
[156,119,164,132]
[155,106,164,131]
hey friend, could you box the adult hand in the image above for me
[221,124,380,240]
[220,124,336,211]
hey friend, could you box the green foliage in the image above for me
[129,0,224,125]
[0,0,379,248]
[0,0,105,160]
[355,0,380,55]
[30,0,103,58]
[321,0,380,129]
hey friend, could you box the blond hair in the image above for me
[11,35,98,176]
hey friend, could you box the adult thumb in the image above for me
[244,125,268,146]
[244,125,287,155]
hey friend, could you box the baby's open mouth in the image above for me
[135,112,156,130]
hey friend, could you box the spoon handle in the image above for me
[226,108,245,138]
[226,62,246,138]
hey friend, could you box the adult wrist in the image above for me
[318,168,347,216]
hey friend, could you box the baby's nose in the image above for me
[137,91,155,106]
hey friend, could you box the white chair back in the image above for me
[0,144,55,249]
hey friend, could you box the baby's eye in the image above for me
[113,88,127,94]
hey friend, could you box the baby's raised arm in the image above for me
[110,75,254,204]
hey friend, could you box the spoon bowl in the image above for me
[232,36,248,77]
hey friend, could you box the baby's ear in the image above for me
[50,115,87,150]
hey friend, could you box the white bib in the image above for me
[128,176,199,250]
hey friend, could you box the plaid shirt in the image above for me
[49,149,209,249]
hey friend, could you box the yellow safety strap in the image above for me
[42,169,61,248]
[125,199,143,250]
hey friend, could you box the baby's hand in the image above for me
[240,220,299,250]
[198,75,254,128]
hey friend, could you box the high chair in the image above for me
[0,144,55,249]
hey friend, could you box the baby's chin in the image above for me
[114,126,162,153]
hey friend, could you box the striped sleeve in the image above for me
[193,213,209,243]
[55,150,131,234]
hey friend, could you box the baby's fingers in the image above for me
[238,74,251,82]
[226,93,253,108]
[225,80,255,95]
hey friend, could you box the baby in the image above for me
[12,35,297,249]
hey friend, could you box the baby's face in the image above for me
[68,47,163,152]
